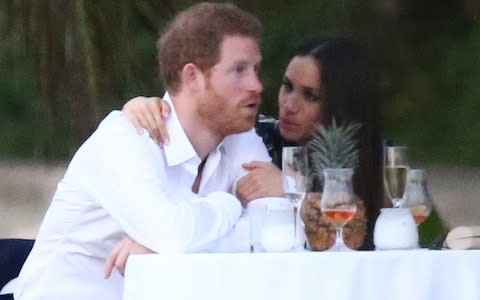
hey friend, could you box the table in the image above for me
[123,250,480,300]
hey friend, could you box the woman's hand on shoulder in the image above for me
[122,96,171,144]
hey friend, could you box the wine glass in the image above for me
[403,169,432,225]
[384,146,409,208]
[320,168,357,251]
[282,146,308,250]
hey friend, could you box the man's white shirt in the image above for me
[14,94,270,300]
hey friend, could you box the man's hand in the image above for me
[122,96,171,144]
[104,236,154,279]
[236,161,284,206]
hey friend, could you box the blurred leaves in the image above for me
[0,0,181,159]
[1,0,480,166]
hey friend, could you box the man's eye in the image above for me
[254,64,261,75]
[234,66,246,74]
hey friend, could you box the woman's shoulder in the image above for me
[255,114,279,139]
[257,114,278,124]
[255,114,278,136]
[255,114,283,167]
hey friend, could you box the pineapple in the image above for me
[306,118,361,182]
[300,119,366,250]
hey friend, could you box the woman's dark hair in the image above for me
[292,35,383,250]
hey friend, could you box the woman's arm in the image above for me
[122,96,171,144]
[235,161,284,206]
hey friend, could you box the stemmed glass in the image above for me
[384,146,409,208]
[403,169,432,225]
[320,168,357,251]
[282,146,308,250]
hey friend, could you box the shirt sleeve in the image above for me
[67,111,242,253]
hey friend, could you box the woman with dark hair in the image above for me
[123,35,383,250]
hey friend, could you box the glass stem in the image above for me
[335,226,346,248]
[393,198,402,208]
[293,202,298,238]
[291,200,304,250]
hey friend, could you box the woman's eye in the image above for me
[281,79,293,91]
[304,90,322,102]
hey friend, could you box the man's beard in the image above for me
[198,83,256,138]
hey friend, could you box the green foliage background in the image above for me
[1,0,480,167]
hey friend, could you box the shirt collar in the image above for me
[163,92,200,166]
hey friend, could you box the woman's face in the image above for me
[278,55,324,144]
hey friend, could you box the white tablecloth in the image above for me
[123,250,480,300]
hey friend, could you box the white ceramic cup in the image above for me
[374,208,419,250]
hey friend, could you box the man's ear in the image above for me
[181,63,205,92]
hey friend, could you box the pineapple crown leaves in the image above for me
[306,118,362,177]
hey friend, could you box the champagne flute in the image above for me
[282,146,308,250]
[384,146,409,208]
[403,169,433,225]
[320,168,357,251]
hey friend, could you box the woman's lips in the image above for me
[279,118,299,131]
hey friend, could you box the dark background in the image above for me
[1,0,480,166]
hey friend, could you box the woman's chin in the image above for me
[279,128,301,144]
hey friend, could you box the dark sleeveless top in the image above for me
[255,114,296,168]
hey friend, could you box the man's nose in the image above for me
[248,73,263,94]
